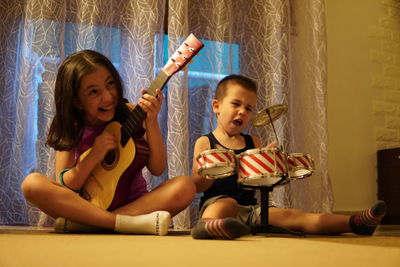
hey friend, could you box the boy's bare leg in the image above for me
[191,198,250,239]
[269,207,350,234]
[268,201,386,235]
[201,198,239,218]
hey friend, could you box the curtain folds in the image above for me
[284,0,334,212]
[0,0,332,228]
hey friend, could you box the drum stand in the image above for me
[241,180,305,237]
[246,104,305,236]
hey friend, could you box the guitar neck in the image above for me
[146,69,170,97]
[120,33,204,146]
[121,70,170,144]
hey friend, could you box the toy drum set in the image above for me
[197,147,314,186]
[197,104,314,187]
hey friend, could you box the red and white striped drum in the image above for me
[287,153,314,179]
[237,148,288,186]
[196,149,236,179]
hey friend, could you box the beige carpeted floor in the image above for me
[1,225,400,267]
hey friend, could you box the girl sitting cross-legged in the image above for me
[21,50,196,235]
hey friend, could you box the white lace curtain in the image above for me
[0,0,333,228]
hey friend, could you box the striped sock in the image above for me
[191,218,250,240]
[349,200,386,235]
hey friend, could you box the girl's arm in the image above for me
[139,88,166,176]
[191,136,215,193]
[55,131,117,192]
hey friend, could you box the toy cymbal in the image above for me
[252,104,288,126]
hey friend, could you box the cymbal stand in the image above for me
[241,109,304,236]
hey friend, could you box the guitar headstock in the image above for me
[163,33,204,76]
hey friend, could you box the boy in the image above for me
[191,74,386,239]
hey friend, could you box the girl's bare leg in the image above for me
[114,176,196,216]
[22,173,195,234]
[21,173,116,229]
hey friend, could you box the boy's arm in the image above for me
[252,135,261,148]
[192,136,215,193]
[252,135,277,149]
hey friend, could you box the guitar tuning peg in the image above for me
[182,66,188,72]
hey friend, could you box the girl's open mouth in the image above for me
[99,105,113,112]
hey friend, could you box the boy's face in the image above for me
[212,83,257,136]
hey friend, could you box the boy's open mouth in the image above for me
[233,119,243,126]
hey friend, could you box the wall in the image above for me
[325,0,400,212]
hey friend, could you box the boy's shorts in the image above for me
[199,195,261,225]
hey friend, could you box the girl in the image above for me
[191,74,386,239]
[21,50,196,235]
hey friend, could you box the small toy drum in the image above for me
[197,149,236,179]
[287,153,314,179]
[237,148,288,186]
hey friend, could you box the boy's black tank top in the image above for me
[199,132,257,208]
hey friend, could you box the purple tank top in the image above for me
[74,123,149,210]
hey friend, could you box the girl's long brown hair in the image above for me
[46,50,128,151]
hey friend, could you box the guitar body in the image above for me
[80,121,136,210]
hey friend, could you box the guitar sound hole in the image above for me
[102,148,119,170]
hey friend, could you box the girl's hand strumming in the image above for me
[90,131,117,163]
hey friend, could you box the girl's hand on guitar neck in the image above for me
[138,88,163,126]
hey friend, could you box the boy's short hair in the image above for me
[215,74,257,100]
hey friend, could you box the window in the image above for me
[156,34,239,88]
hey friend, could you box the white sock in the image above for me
[115,211,171,235]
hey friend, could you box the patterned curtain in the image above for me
[0,0,332,227]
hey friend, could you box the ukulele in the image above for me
[79,33,204,210]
